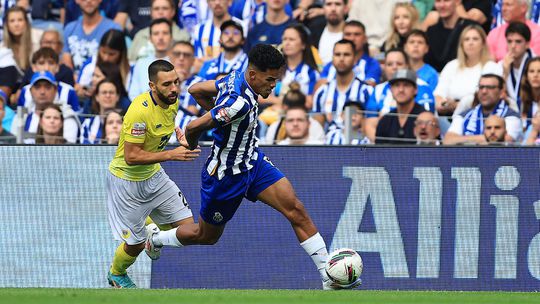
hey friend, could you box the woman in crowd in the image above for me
[434,24,498,117]
[381,2,420,53]
[81,62,130,113]
[35,104,66,144]
[2,6,42,71]
[79,79,122,144]
[260,23,319,128]
[519,57,540,130]
[76,29,131,100]
[101,109,123,144]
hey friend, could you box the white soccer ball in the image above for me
[325,248,363,286]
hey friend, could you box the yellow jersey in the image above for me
[109,91,178,181]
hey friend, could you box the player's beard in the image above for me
[156,89,177,105]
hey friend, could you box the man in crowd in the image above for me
[375,69,428,144]
[484,115,508,144]
[63,0,121,74]
[278,106,324,145]
[443,74,522,144]
[129,18,174,100]
[198,20,248,80]
[414,111,441,145]
[500,21,535,103]
[488,0,540,61]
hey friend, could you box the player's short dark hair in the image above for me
[248,44,286,72]
[334,39,356,52]
[150,18,172,36]
[31,47,59,64]
[405,29,428,44]
[344,20,365,33]
[148,59,175,83]
[505,21,531,42]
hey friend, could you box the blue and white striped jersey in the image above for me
[312,76,373,125]
[326,128,370,145]
[198,51,249,80]
[169,76,206,144]
[77,55,97,88]
[79,115,103,144]
[229,0,293,29]
[206,70,259,180]
[192,16,247,59]
[365,79,435,118]
[18,81,80,113]
[321,53,381,83]
[277,62,319,96]
[180,74,206,113]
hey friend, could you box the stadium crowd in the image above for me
[1,0,540,146]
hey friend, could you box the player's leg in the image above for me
[106,173,153,288]
[245,153,336,289]
[256,177,338,289]
[149,169,246,247]
[152,217,225,246]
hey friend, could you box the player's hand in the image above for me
[175,127,189,148]
[169,146,201,161]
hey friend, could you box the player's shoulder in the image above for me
[126,92,153,116]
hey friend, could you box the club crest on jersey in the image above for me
[121,229,131,239]
[217,108,232,123]
[213,212,223,223]
[131,122,146,136]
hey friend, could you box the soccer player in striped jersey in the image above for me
[312,39,373,129]
[106,60,201,288]
[198,20,249,81]
[145,44,359,290]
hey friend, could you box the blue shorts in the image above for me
[200,151,285,225]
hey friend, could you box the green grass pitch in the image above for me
[1,289,538,304]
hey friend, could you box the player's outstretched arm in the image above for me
[185,112,217,150]
[124,141,200,165]
[188,80,218,111]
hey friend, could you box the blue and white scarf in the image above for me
[463,100,509,135]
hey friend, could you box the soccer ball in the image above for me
[325,248,363,286]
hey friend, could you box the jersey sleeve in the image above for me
[122,106,147,144]
[210,95,250,127]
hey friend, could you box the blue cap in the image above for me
[30,71,57,87]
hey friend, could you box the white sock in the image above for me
[153,228,184,247]
[300,232,329,280]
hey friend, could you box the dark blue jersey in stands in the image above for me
[245,18,296,52]
[206,70,260,180]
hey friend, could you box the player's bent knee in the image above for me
[286,199,310,223]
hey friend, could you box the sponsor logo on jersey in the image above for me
[156,124,162,129]
[131,122,146,136]
[217,108,231,123]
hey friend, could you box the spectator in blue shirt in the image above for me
[245,0,296,51]
[62,0,121,75]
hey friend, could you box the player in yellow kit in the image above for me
[106,59,201,288]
